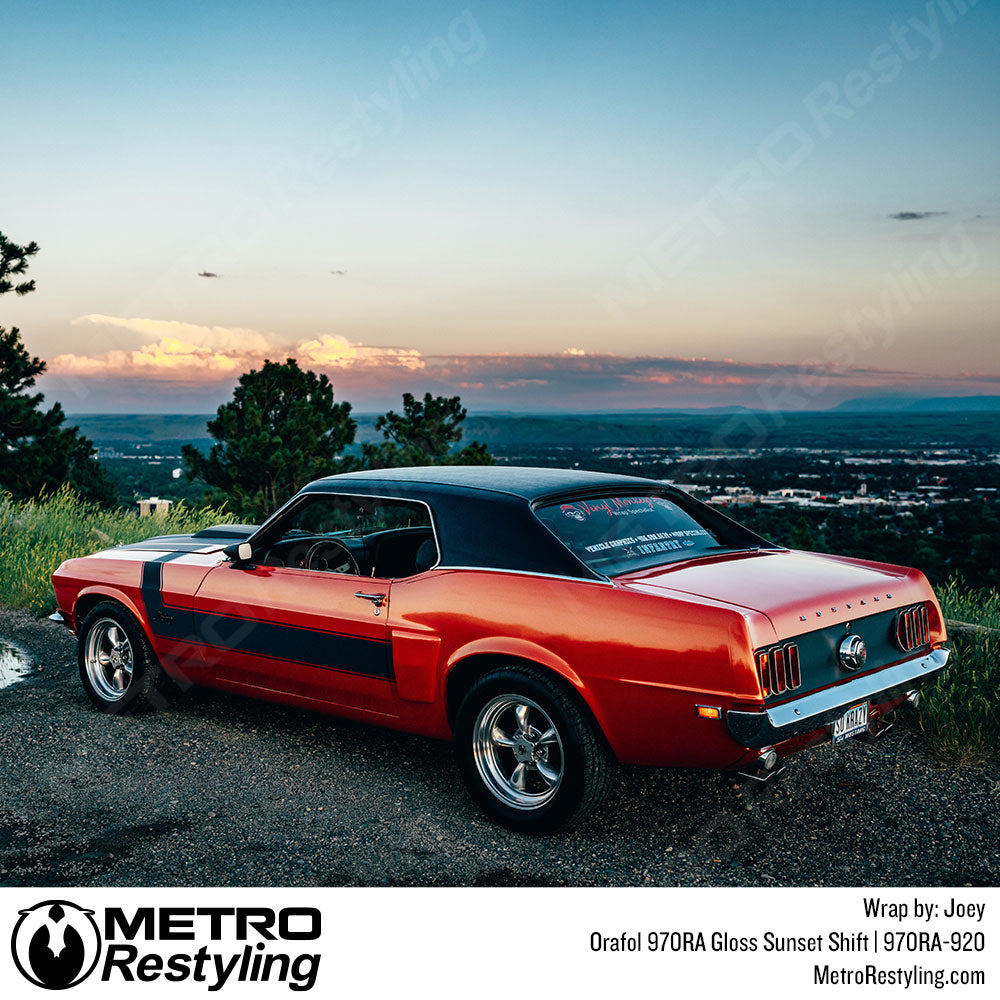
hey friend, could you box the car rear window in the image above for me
[534,494,734,576]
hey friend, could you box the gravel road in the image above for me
[1,608,997,887]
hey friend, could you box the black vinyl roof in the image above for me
[295,467,680,580]
[316,465,666,502]
[285,466,768,580]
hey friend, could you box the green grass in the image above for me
[0,487,237,616]
[915,579,1000,763]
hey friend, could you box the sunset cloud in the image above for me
[70,315,274,353]
[297,334,424,370]
[51,339,248,375]
[53,315,426,381]
[39,313,1000,413]
[496,378,549,389]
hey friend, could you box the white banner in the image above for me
[1,886,994,996]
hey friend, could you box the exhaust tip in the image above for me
[737,748,783,783]
[906,689,921,709]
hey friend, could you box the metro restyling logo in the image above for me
[11,903,321,991]
[12,900,102,989]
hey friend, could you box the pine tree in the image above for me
[788,515,818,551]
[362,392,493,470]
[182,358,357,521]
[0,231,116,504]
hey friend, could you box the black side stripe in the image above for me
[140,556,393,681]
[141,556,197,642]
[194,610,393,680]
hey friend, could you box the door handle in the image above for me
[354,591,386,607]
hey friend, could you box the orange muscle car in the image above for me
[51,467,951,832]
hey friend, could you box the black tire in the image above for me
[454,665,616,834]
[77,602,173,714]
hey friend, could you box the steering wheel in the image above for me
[304,538,360,575]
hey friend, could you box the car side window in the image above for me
[259,494,438,578]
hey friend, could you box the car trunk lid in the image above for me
[616,548,927,638]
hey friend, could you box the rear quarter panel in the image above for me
[389,568,769,767]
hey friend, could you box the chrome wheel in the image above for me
[472,695,564,810]
[83,618,134,702]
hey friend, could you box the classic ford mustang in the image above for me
[51,467,951,832]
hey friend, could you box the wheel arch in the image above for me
[74,587,149,639]
[442,645,615,757]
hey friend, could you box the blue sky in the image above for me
[1,0,997,411]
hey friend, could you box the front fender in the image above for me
[73,585,153,643]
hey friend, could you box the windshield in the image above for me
[534,493,748,576]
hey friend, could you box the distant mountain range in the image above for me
[68,395,1000,435]
[833,395,1000,413]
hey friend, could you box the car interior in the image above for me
[259,526,438,578]
[250,493,440,579]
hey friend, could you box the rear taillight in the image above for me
[756,641,802,698]
[787,642,801,688]
[894,604,930,652]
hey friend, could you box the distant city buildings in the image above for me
[700,484,958,512]
[102,439,998,514]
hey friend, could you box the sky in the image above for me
[1,0,998,413]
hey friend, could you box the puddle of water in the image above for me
[0,641,32,689]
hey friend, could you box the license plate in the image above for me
[832,702,869,744]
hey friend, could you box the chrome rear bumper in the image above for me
[727,647,951,749]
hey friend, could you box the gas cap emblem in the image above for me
[838,634,867,671]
